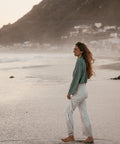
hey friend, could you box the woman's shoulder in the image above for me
[77,56,84,63]
[77,56,86,67]
[76,58,83,67]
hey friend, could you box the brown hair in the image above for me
[76,42,95,79]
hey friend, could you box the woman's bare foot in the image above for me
[81,137,94,143]
[61,135,75,142]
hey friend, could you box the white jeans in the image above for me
[65,83,93,137]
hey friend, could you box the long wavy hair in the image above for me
[76,42,95,79]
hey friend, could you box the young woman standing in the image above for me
[61,42,94,143]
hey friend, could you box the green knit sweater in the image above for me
[68,56,88,95]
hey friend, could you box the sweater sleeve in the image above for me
[68,60,82,95]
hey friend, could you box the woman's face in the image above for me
[73,45,83,57]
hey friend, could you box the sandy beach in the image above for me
[0,53,120,144]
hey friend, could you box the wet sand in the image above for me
[98,62,120,70]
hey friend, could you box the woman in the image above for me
[61,42,94,143]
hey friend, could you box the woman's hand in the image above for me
[67,93,71,99]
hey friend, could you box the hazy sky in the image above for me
[0,0,42,28]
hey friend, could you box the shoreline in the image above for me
[97,62,120,70]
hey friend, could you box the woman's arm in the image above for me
[68,60,82,96]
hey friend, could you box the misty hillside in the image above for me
[0,0,120,45]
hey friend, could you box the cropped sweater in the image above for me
[68,56,88,95]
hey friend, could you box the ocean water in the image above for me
[0,53,74,85]
[0,52,119,84]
